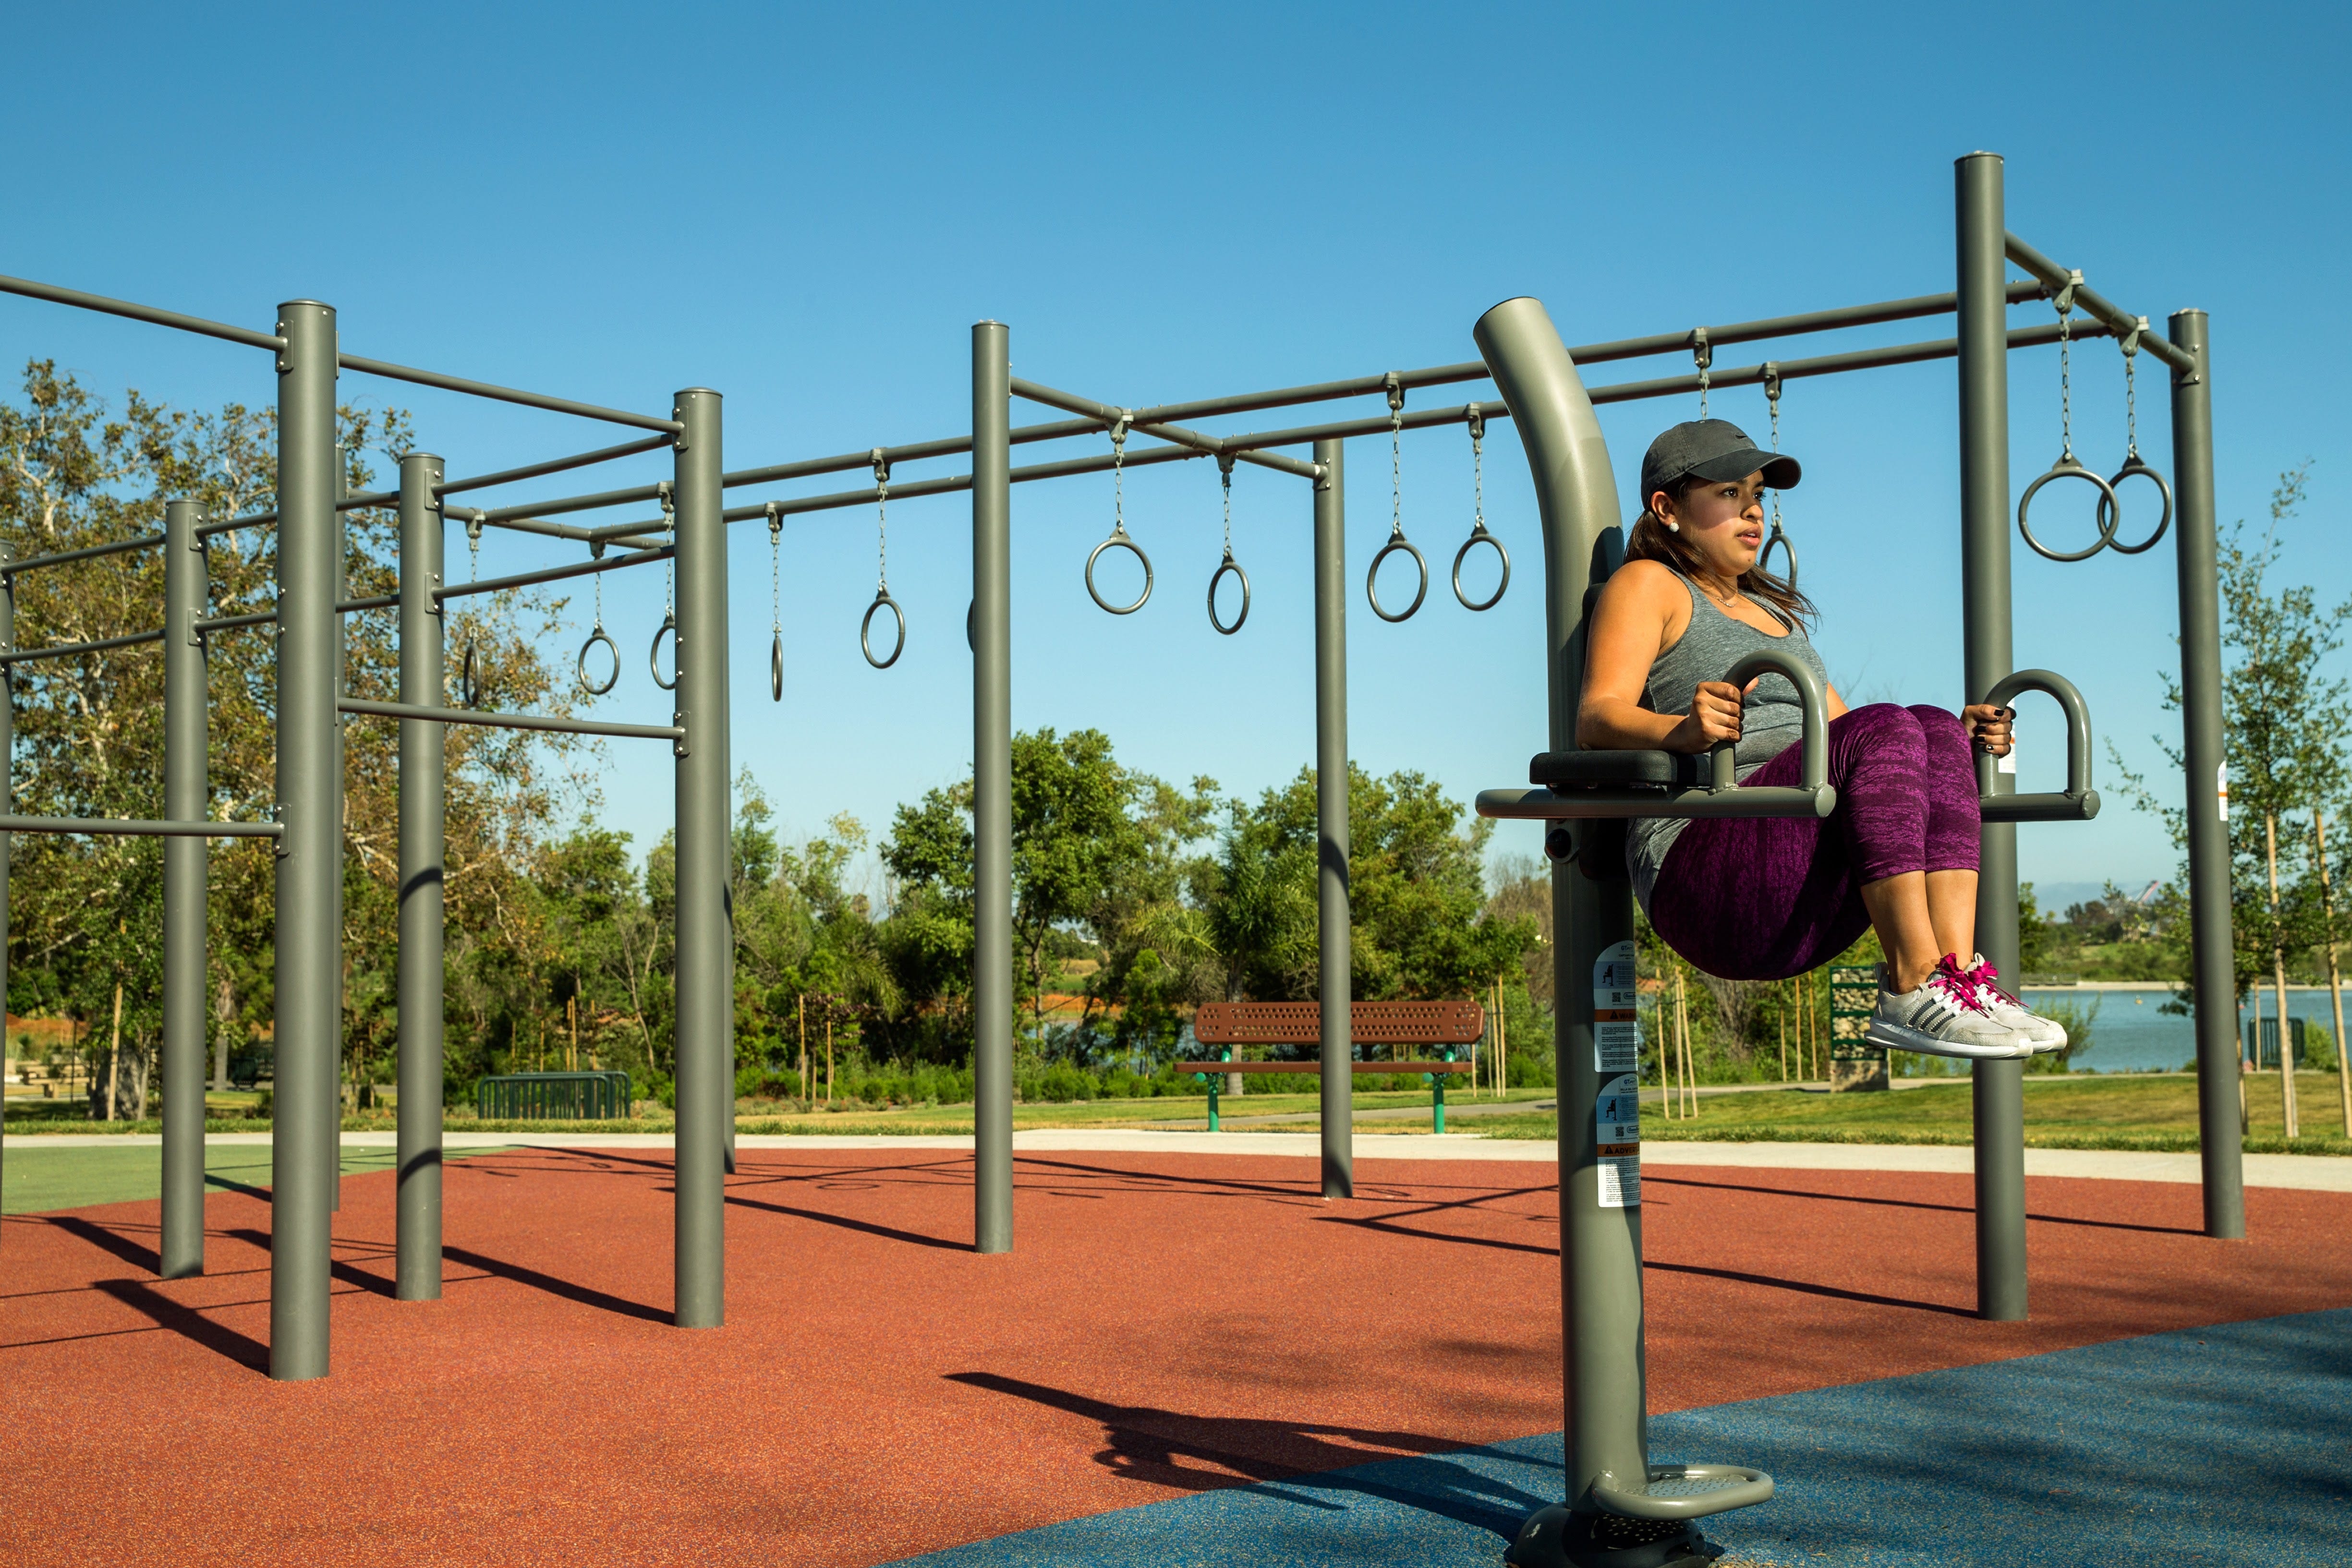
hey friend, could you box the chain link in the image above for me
[466,515,482,580]
[1471,414,1486,532]
[2122,340,2141,460]
[1692,328,1713,421]
[2054,281,2078,463]
[1386,375,1406,538]
[657,480,677,615]
[1220,457,1234,555]
[871,450,890,591]
[1765,367,1784,535]
[767,501,783,635]
[1110,417,1129,533]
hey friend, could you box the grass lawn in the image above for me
[1469,1071,2352,1155]
[0,1142,518,1215]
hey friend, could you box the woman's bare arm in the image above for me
[1578,562,1742,754]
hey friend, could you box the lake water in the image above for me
[2018,987,2346,1073]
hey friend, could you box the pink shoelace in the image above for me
[1929,954,1992,1014]
[1965,956,2022,1008]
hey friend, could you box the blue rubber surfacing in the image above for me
[890,1308,2352,1567]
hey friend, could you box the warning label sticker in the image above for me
[1598,1155,1641,1208]
[1593,941,1637,1012]
[1596,1018,1641,1074]
[1596,1072,1641,1146]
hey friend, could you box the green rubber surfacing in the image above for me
[0,1142,517,1214]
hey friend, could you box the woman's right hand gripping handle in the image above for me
[1666,678,1756,754]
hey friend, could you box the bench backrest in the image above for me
[1193,1000,1484,1046]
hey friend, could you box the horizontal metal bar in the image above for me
[1010,378,1321,479]
[0,274,284,352]
[196,510,274,539]
[335,353,684,435]
[435,544,673,603]
[0,627,166,665]
[0,812,283,839]
[196,609,275,633]
[1474,784,1836,822]
[441,506,667,552]
[1560,280,2049,370]
[340,593,398,615]
[1582,319,2115,407]
[339,697,683,742]
[2003,232,2196,375]
[4,533,167,575]
[1979,791,2101,823]
[437,432,677,497]
[1220,400,1511,456]
[718,440,1216,525]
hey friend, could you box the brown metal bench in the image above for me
[1178,1000,1482,1131]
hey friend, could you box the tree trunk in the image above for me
[2266,810,2298,1138]
[212,975,235,1092]
[104,980,124,1122]
[2316,811,2352,1136]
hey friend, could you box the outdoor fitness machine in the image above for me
[0,153,2238,1480]
[1461,153,2225,1566]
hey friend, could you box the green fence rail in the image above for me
[475,1071,632,1121]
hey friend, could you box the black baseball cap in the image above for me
[1638,419,1800,508]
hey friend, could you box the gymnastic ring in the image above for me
[1086,526,1152,615]
[769,629,784,702]
[460,641,480,709]
[1757,526,1798,588]
[2016,457,2120,564]
[861,589,906,669]
[966,600,975,652]
[577,627,619,696]
[1207,551,1250,635]
[1450,524,1509,612]
[649,614,679,691]
[1367,533,1428,622]
[2098,456,2173,556]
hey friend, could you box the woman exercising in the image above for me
[1581,419,2062,1061]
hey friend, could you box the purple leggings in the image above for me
[1649,703,1980,981]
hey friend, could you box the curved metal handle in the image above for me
[1977,667,2093,801]
[1715,646,1831,802]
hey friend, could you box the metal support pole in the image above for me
[0,544,12,1218]
[396,453,446,1298]
[2169,309,2243,1239]
[160,500,208,1279]
[1312,438,1353,1200]
[329,458,347,1214]
[1956,153,2029,1323]
[972,321,1015,1254]
[671,388,728,1327]
[1478,298,1690,1564]
[270,301,340,1381]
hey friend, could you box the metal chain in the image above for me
[1471,414,1486,531]
[1765,366,1784,533]
[657,481,677,615]
[594,546,605,629]
[1692,328,1713,421]
[2053,279,2079,463]
[767,501,782,635]
[872,450,890,591]
[1386,375,1406,537]
[466,515,482,580]
[1110,418,1129,533]
[1220,458,1234,555]
[2122,335,2142,460]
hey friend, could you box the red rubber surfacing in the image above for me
[1,1147,2347,1568]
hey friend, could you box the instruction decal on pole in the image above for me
[2218,762,2229,821]
[1593,939,1639,1074]
[1596,1071,1641,1207]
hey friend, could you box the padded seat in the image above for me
[1528,749,1704,789]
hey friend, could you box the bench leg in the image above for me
[1433,1075,1446,1135]
[1208,1078,1219,1132]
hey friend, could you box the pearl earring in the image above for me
[1665,520,1680,533]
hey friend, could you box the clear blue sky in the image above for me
[5,2,2345,911]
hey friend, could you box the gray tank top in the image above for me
[1626,575,1829,914]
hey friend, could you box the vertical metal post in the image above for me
[270,301,340,1381]
[329,457,347,1213]
[2168,309,2243,1239]
[0,545,12,1219]
[1312,438,1354,1200]
[1476,299,1658,1549]
[972,321,1015,1254]
[1955,152,2028,1322]
[160,499,208,1279]
[671,387,728,1327]
[397,453,446,1299]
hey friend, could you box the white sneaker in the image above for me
[1964,953,2067,1054]
[1863,955,2037,1061]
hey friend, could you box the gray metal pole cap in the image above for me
[1638,419,1800,505]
